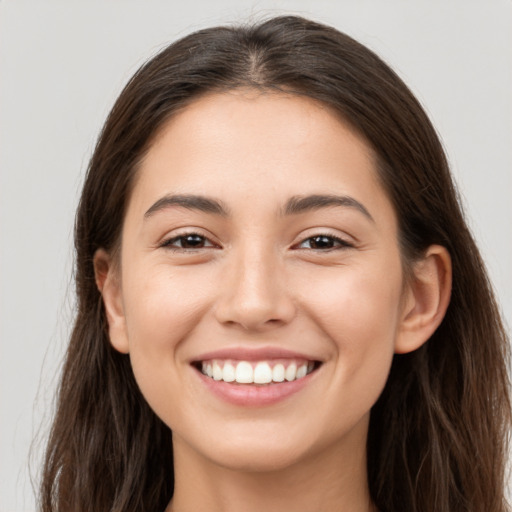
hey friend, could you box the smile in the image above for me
[191,348,323,406]
[198,359,317,384]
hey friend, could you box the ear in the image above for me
[395,245,452,354]
[93,249,130,354]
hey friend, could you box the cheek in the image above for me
[299,258,403,397]
[123,263,212,345]
[305,261,403,334]
[120,263,214,397]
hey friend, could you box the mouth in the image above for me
[190,347,324,406]
[192,358,321,385]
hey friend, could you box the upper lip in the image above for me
[191,346,322,363]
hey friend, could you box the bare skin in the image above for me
[167,420,374,512]
[95,90,451,512]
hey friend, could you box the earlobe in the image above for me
[93,249,130,354]
[395,245,452,354]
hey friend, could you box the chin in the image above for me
[209,442,310,473]
[186,423,329,474]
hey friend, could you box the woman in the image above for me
[40,15,511,512]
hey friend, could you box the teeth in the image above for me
[200,359,316,384]
[212,361,223,381]
[272,364,285,382]
[222,362,236,382]
[235,361,253,383]
[254,362,272,384]
[296,364,307,379]
[285,363,297,382]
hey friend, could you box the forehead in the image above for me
[128,90,394,224]
[148,90,373,169]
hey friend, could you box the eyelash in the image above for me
[160,232,353,252]
[294,234,354,251]
[160,232,217,251]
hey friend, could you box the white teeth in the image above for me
[272,363,285,382]
[296,364,307,379]
[200,359,317,384]
[285,363,297,382]
[235,361,253,383]
[253,362,272,384]
[212,361,223,381]
[222,362,236,382]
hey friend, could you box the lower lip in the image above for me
[195,368,318,407]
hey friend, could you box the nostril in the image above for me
[213,277,297,330]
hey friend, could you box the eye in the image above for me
[161,233,217,250]
[296,234,353,250]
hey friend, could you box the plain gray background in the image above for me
[1,1,511,510]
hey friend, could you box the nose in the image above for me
[214,245,296,331]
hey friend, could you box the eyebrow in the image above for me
[144,194,229,218]
[282,194,374,221]
[144,193,373,222]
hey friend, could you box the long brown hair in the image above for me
[40,16,511,512]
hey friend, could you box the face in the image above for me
[101,90,417,472]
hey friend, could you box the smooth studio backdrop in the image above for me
[1,1,511,511]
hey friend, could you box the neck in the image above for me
[166,426,375,512]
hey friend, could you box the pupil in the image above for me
[311,236,333,249]
[184,235,204,247]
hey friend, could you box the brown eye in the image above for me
[162,233,215,250]
[298,235,352,250]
